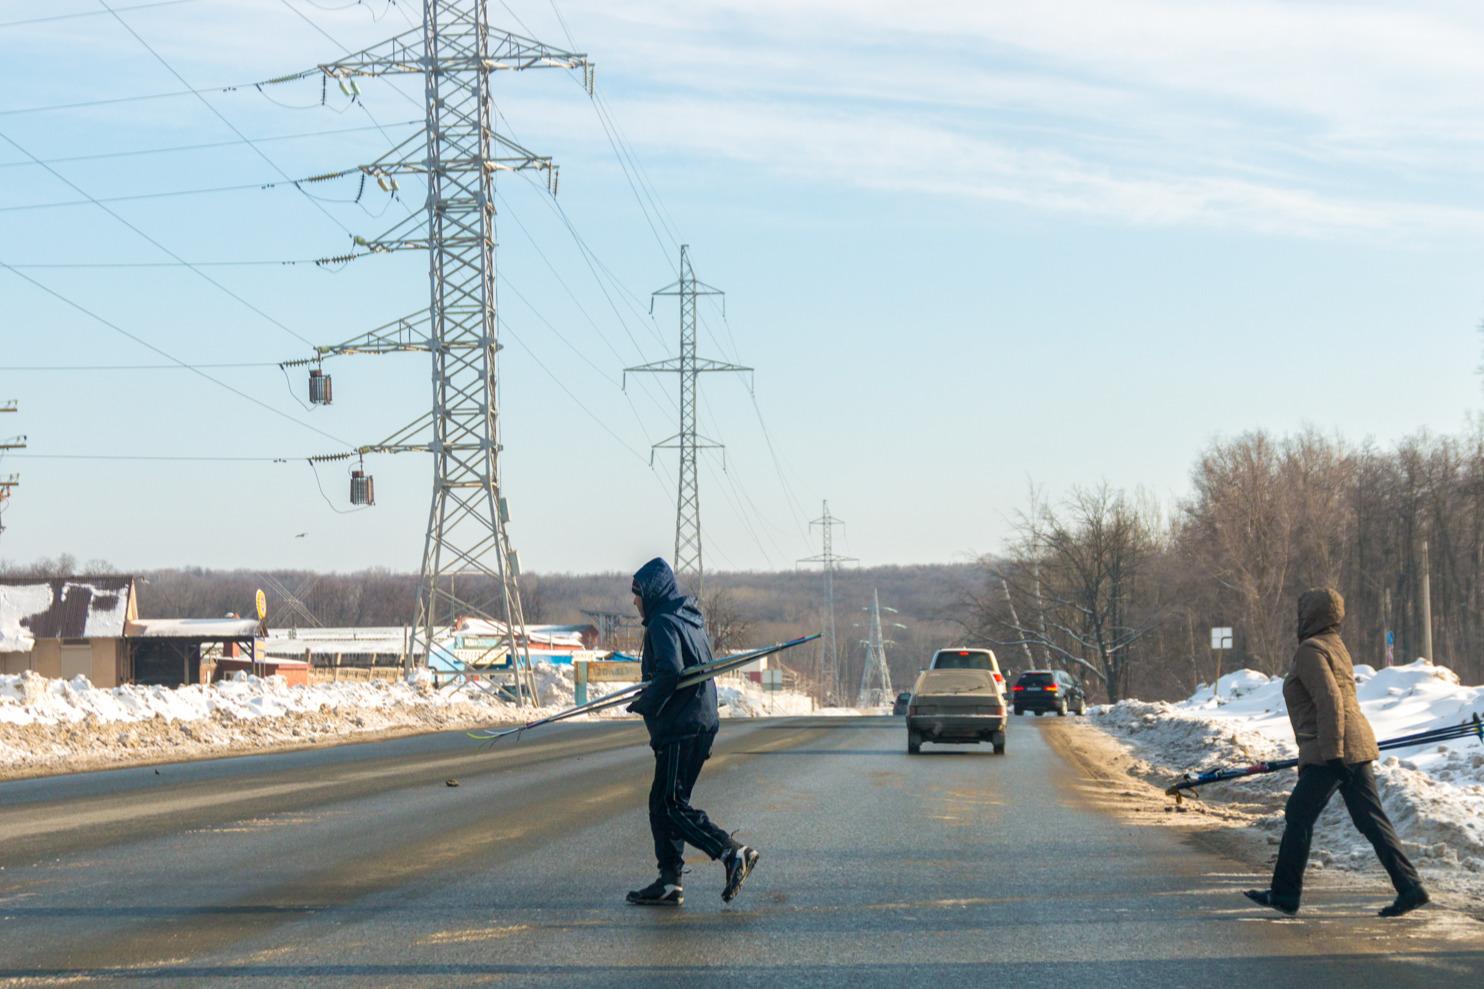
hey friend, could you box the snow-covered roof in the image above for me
[127,618,261,639]
[456,618,594,648]
[0,577,136,651]
[265,626,419,658]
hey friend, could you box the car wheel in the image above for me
[1076,699,1087,715]
[1056,699,1068,716]
[907,731,922,755]
[993,741,1005,755]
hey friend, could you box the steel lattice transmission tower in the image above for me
[289,3,593,703]
[625,245,750,597]
[856,588,897,708]
[799,500,856,704]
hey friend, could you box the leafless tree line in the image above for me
[965,424,1484,702]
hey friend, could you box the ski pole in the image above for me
[467,633,821,746]
[1165,713,1482,803]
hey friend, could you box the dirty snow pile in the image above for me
[1092,659,1484,891]
[0,663,824,776]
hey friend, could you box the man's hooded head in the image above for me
[632,557,683,622]
[1296,587,1344,641]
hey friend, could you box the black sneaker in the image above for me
[1379,886,1430,918]
[721,846,759,903]
[1243,889,1298,916]
[626,878,683,907]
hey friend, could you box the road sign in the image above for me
[762,669,783,692]
[1210,626,1233,650]
[255,589,268,622]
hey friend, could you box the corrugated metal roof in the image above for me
[0,576,135,639]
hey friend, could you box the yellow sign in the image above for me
[255,589,268,622]
[586,661,642,683]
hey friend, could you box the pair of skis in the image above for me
[466,633,821,746]
[1166,713,1483,803]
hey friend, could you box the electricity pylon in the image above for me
[287,3,593,704]
[856,588,897,708]
[0,400,22,536]
[625,245,751,597]
[799,500,856,704]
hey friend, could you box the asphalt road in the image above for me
[0,716,1478,987]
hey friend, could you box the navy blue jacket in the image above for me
[628,558,719,749]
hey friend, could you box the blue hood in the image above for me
[631,557,703,629]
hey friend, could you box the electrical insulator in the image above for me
[308,368,333,406]
[350,469,375,507]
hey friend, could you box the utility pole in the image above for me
[799,500,856,705]
[856,588,898,708]
[288,3,593,705]
[625,245,751,598]
[0,401,23,536]
[1420,539,1434,662]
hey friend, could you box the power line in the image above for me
[0,120,420,170]
[0,0,196,29]
[0,169,379,213]
[0,126,319,347]
[1,256,364,269]
[0,362,280,371]
[100,0,357,238]
[10,453,285,462]
[0,81,263,118]
[0,260,354,449]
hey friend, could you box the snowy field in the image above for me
[1091,659,1484,896]
[0,663,829,778]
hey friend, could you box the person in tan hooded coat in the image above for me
[1244,588,1428,918]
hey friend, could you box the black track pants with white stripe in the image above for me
[648,730,736,881]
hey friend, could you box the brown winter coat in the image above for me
[1282,588,1380,767]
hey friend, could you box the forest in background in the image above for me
[964,424,1484,703]
[10,423,1484,704]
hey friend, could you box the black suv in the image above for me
[892,691,912,716]
[1011,670,1087,716]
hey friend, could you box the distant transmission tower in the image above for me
[625,245,750,597]
[285,3,594,704]
[0,401,23,536]
[799,500,856,704]
[856,588,897,708]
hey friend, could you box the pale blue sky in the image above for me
[2,0,1483,574]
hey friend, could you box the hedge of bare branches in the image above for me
[965,424,1484,702]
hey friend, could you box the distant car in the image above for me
[1011,669,1087,716]
[905,647,1007,755]
[892,691,912,716]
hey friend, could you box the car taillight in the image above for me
[1012,685,1025,692]
[992,672,1003,683]
[1045,684,1058,691]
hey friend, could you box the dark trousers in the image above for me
[1271,761,1421,904]
[649,731,735,881]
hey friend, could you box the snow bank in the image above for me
[0,661,824,777]
[1092,659,1484,890]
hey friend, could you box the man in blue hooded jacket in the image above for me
[624,557,759,907]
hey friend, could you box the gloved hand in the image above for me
[1325,758,1351,782]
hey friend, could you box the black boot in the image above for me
[1243,888,1298,916]
[1379,885,1429,918]
[721,845,759,903]
[626,876,684,907]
